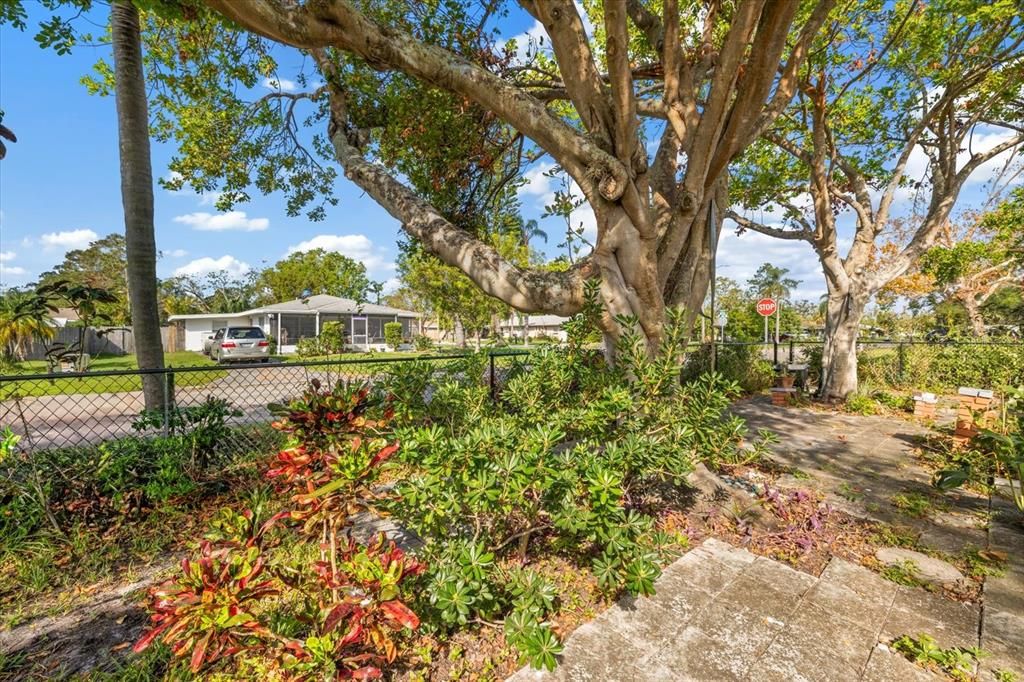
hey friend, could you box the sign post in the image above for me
[756,298,777,344]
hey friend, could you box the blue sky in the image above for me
[0,4,1015,306]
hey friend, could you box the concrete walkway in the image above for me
[508,398,1024,681]
[510,538,1019,681]
[731,396,989,556]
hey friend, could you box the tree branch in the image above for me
[203,0,630,201]
[728,210,812,241]
[520,0,614,143]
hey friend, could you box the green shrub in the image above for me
[858,343,1024,392]
[413,334,433,351]
[683,343,775,393]
[295,337,323,358]
[318,320,346,354]
[0,398,255,553]
[384,321,404,350]
[382,312,771,669]
[845,393,880,415]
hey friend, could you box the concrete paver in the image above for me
[507,536,1017,681]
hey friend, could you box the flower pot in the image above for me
[778,375,796,389]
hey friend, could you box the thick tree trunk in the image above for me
[112,0,164,411]
[819,289,867,400]
[961,295,986,336]
[454,319,466,348]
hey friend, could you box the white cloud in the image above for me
[173,211,269,232]
[0,251,14,262]
[381,277,401,295]
[161,170,187,195]
[40,228,98,251]
[499,2,594,62]
[719,223,827,302]
[174,255,251,278]
[518,163,557,199]
[197,192,224,207]
[261,77,298,92]
[165,248,188,258]
[0,264,27,279]
[286,234,395,274]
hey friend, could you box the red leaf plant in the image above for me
[134,541,279,673]
[135,381,424,678]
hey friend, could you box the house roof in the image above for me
[501,314,570,328]
[168,295,421,322]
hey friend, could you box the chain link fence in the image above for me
[685,340,1024,395]
[0,351,530,456]
[3,342,1020,457]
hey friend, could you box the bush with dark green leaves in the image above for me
[858,342,1024,392]
[382,311,771,669]
[384,321,404,350]
[683,342,775,393]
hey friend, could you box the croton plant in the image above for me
[134,381,421,678]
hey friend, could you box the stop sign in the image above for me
[756,298,778,316]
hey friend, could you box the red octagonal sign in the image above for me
[756,298,778,316]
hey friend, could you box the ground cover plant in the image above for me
[934,386,1024,512]
[62,310,769,679]
[0,401,280,626]
[891,633,987,682]
[129,380,424,679]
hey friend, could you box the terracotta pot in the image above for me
[778,375,796,389]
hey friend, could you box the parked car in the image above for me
[210,327,271,364]
[203,329,224,356]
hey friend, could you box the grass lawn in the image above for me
[0,348,536,399]
[0,352,225,399]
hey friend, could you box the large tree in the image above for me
[730,0,1024,398]
[112,0,165,409]
[259,249,380,302]
[38,233,130,323]
[914,187,1024,335]
[160,269,262,315]
[144,0,837,357]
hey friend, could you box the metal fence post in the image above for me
[489,352,496,402]
[789,339,794,364]
[162,369,174,437]
[897,342,906,385]
[773,340,779,366]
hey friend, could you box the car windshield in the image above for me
[227,327,265,340]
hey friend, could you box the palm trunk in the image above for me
[819,290,867,400]
[112,0,164,411]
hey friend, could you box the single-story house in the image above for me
[500,314,570,342]
[169,294,421,353]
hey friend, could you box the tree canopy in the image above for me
[729,0,1024,396]
[258,248,380,302]
[115,0,839,353]
[37,233,130,324]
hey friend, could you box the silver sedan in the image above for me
[210,327,271,363]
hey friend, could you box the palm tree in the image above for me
[112,0,164,409]
[0,292,54,364]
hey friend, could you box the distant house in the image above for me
[169,294,421,353]
[500,314,570,342]
[48,307,81,327]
